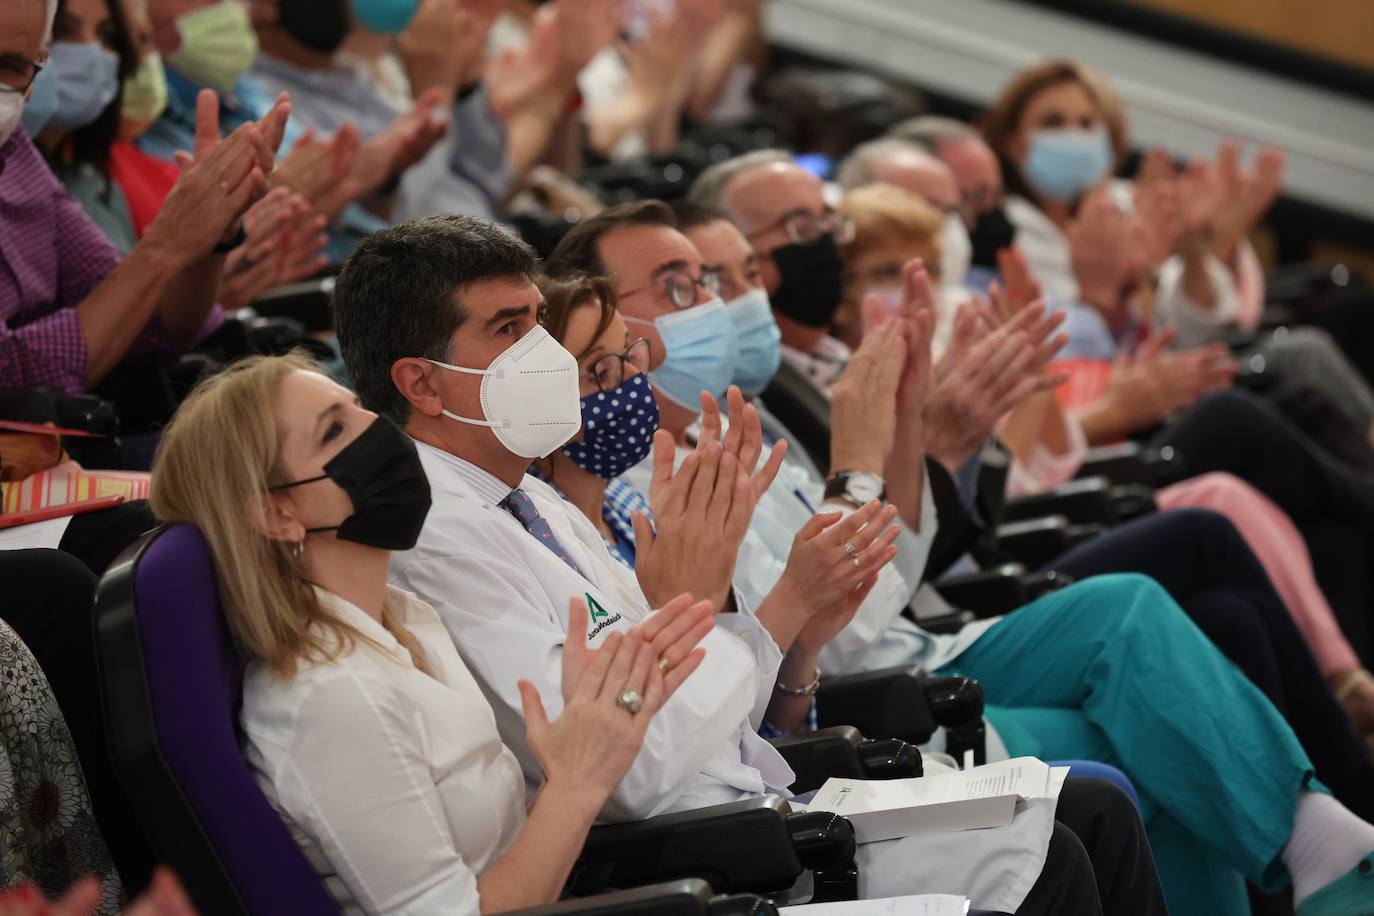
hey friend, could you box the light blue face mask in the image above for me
[47,41,120,134]
[20,60,59,136]
[351,0,420,34]
[726,288,782,397]
[626,299,738,411]
[1022,125,1113,203]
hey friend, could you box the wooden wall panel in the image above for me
[1129,0,1374,71]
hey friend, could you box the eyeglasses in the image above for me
[619,270,723,311]
[582,338,652,393]
[0,54,46,95]
[747,210,855,247]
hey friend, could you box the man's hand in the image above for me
[218,188,329,311]
[145,89,275,265]
[1067,189,1139,314]
[398,0,502,99]
[633,436,751,612]
[333,91,448,208]
[1101,326,1236,431]
[274,124,361,219]
[829,318,906,476]
[923,298,1061,472]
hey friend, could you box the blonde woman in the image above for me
[149,354,714,915]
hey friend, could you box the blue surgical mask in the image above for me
[562,372,660,479]
[1022,126,1112,203]
[351,0,420,34]
[726,288,781,397]
[47,41,120,134]
[20,60,59,136]
[626,299,738,411]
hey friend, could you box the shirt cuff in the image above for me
[5,307,89,396]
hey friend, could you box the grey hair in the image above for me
[835,137,939,191]
[885,115,978,153]
[687,149,794,216]
[43,0,57,43]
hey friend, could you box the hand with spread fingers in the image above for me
[520,595,711,798]
[145,89,277,263]
[218,188,329,312]
[1097,325,1237,435]
[274,124,361,220]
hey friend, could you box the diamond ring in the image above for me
[616,688,643,714]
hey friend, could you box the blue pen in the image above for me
[794,488,817,514]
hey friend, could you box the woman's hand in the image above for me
[521,596,711,798]
[774,501,900,620]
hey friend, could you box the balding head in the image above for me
[837,139,959,215]
[0,0,51,65]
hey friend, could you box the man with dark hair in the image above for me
[333,213,1127,912]
[332,214,539,426]
[544,199,679,280]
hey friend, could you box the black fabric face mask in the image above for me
[273,416,432,551]
[769,234,846,329]
[969,205,1017,269]
[277,0,353,54]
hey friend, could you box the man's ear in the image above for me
[249,491,305,545]
[392,358,446,419]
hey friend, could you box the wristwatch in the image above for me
[823,470,887,508]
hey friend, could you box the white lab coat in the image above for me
[392,441,1054,911]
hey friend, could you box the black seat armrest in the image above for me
[933,564,1029,617]
[816,666,937,745]
[1109,484,1158,523]
[499,879,778,916]
[1004,477,1118,526]
[249,278,335,333]
[769,726,865,792]
[994,516,1073,568]
[578,797,802,896]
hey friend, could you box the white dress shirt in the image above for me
[241,586,525,916]
[391,442,794,822]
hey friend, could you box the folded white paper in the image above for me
[805,758,1068,844]
[781,894,969,915]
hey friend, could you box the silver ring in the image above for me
[843,542,858,557]
[616,688,643,714]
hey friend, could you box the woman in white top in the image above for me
[149,353,714,916]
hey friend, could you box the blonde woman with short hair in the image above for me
[150,354,714,915]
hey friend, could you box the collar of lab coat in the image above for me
[412,438,518,506]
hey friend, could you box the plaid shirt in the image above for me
[600,478,818,738]
[0,128,217,395]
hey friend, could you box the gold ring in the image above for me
[658,657,671,674]
[852,555,862,569]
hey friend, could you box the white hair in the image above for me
[43,0,58,43]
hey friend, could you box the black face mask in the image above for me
[969,205,1017,269]
[277,0,353,55]
[770,234,846,329]
[272,416,432,551]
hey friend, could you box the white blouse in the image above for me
[242,586,526,915]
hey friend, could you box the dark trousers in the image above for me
[1017,777,1167,916]
[1153,388,1374,662]
[1048,508,1374,822]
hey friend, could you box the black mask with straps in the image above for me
[769,233,846,329]
[272,416,432,551]
[969,205,1017,269]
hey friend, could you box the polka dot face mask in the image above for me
[561,372,660,480]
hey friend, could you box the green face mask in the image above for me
[122,52,169,128]
[168,1,259,93]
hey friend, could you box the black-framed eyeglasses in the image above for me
[619,269,723,311]
[0,54,46,95]
[582,337,652,393]
[746,210,855,247]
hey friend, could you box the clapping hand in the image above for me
[218,188,329,311]
[521,595,711,797]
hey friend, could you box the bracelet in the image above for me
[774,668,821,698]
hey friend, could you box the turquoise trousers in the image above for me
[937,573,1317,916]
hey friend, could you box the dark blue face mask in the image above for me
[561,372,660,479]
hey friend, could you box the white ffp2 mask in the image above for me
[425,325,582,459]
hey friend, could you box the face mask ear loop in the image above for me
[424,358,503,429]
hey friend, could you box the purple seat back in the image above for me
[111,524,337,915]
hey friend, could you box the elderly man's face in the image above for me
[0,0,49,95]
[722,162,831,296]
[871,148,961,215]
[940,136,1004,223]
